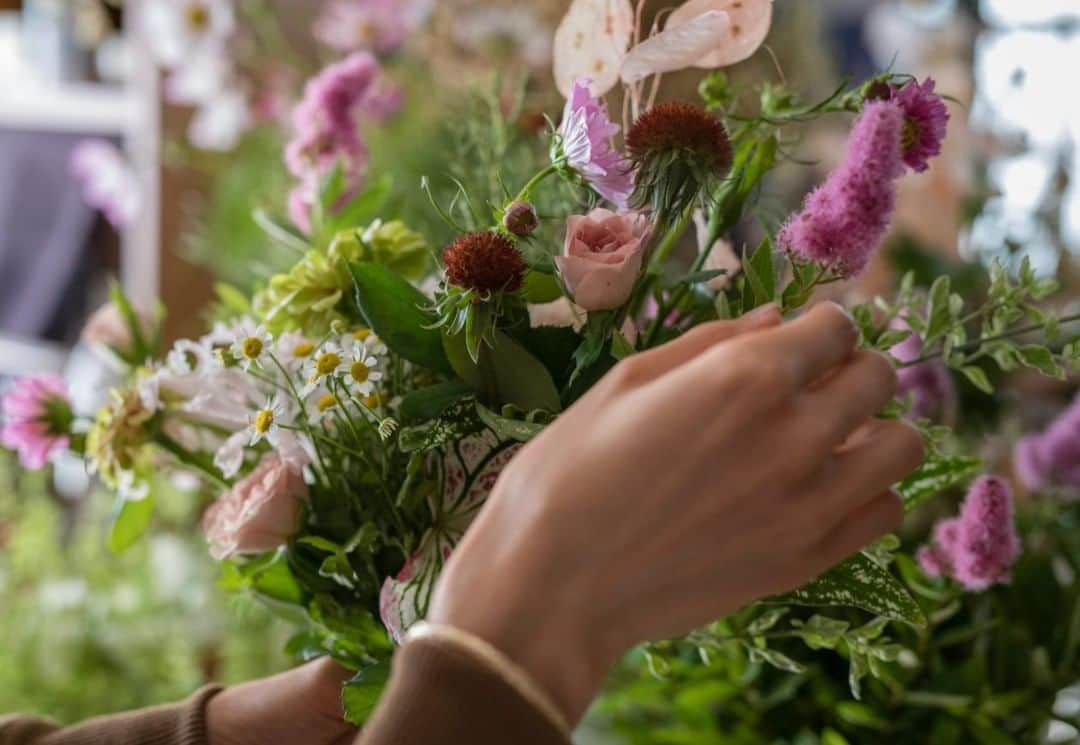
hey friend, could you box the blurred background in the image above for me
[1,0,1079,735]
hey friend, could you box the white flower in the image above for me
[343,327,388,356]
[302,343,345,394]
[344,348,383,397]
[166,339,211,375]
[229,319,272,369]
[164,46,231,105]
[246,395,285,447]
[117,469,151,501]
[141,0,235,69]
[213,430,248,478]
[137,369,165,412]
[275,331,316,371]
[188,88,250,151]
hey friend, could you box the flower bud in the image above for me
[502,201,539,237]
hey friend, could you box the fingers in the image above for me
[619,303,782,383]
[807,491,904,572]
[800,351,898,447]
[738,303,858,390]
[810,418,924,519]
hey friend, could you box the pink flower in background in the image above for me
[1,375,72,470]
[71,140,141,229]
[891,78,950,173]
[777,100,905,277]
[558,78,635,208]
[201,453,307,560]
[1013,396,1080,493]
[888,320,954,421]
[557,208,652,311]
[918,476,1020,591]
[313,0,431,54]
[284,52,394,232]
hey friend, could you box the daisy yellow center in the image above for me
[254,409,274,434]
[317,393,337,412]
[186,4,210,30]
[316,352,341,375]
[353,328,372,341]
[363,393,380,408]
[350,361,371,383]
[241,337,264,360]
[293,341,314,358]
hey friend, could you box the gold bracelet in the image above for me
[404,621,571,736]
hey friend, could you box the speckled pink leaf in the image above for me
[620,10,732,84]
[666,0,773,68]
[553,0,635,96]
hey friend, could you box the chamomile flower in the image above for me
[166,339,211,375]
[345,327,388,356]
[247,396,285,446]
[345,348,383,396]
[302,343,345,394]
[230,320,272,370]
[275,330,316,370]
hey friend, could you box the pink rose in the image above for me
[202,454,307,560]
[556,208,651,311]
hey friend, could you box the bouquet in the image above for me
[5,0,1080,727]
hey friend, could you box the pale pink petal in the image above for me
[553,0,635,97]
[621,10,732,84]
[667,0,773,68]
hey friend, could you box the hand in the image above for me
[429,303,924,723]
[207,658,355,745]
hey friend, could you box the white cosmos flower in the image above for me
[141,0,235,69]
[345,348,383,397]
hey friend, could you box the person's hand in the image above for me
[206,657,355,745]
[429,302,924,723]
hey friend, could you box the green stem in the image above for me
[154,433,230,490]
[513,164,559,203]
[900,311,1080,368]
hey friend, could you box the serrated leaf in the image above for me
[896,454,982,512]
[772,553,926,626]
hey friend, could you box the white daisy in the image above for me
[246,395,285,447]
[166,339,211,375]
[229,320,272,370]
[343,327,388,356]
[345,348,383,397]
[301,342,345,394]
[140,0,235,69]
[275,330,316,371]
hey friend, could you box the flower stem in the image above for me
[513,164,559,203]
[900,311,1080,368]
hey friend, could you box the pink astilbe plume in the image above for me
[777,100,905,277]
[889,320,955,421]
[918,476,1021,591]
[1,375,72,470]
[1013,396,1080,493]
[891,78,950,174]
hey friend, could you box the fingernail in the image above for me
[825,301,854,324]
[742,303,779,324]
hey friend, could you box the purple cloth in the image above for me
[0,128,101,342]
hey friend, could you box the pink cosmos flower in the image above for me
[557,78,635,209]
[71,140,141,229]
[777,100,905,277]
[313,0,420,54]
[201,453,307,560]
[890,77,950,174]
[918,475,1020,591]
[1,375,72,470]
[1013,396,1080,493]
[888,320,954,421]
[556,208,652,311]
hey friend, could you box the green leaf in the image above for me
[746,645,805,674]
[610,330,636,360]
[960,366,994,394]
[252,207,311,255]
[107,493,156,555]
[1017,344,1064,378]
[444,331,562,413]
[342,659,392,725]
[896,454,982,512]
[925,276,952,341]
[476,404,546,442]
[214,282,253,317]
[399,381,474,422]
[742,237,775,310]
[398,399,483,453]
[325,175,392,234]
[350,262,452,375]
[521,270,563,304]
[772,553,926,626]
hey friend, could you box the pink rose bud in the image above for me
[503,201,539,237]
[202,454,307,560]
[81,302,153,358]
[555,208,652,311]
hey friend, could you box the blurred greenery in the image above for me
[0,452,292,724]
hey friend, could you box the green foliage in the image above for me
[342,659,392,725]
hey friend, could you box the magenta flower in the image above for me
[777,101,905,277]
[918,476,1021,591]
[557,78,634,209]
[890,78,950,174]
[1013,396,1080,493]
[284,52,393,232]
[1,375,73,470]
[889,320,954,421]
